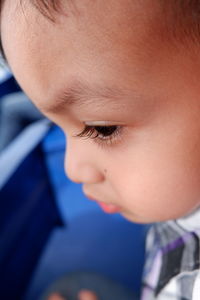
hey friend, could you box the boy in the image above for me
[1,0,200,299]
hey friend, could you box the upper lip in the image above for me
[83,187,116,205]
[85,192,104,202]
[85,193,99,201]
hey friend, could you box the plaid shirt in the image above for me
[141,208,200,300]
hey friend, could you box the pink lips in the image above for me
[86,194,121,214]
[97,201,122,214]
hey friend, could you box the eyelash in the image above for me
[73,125,123,147]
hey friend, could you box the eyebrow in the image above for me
[42,80,126,114]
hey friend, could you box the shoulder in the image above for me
[142,214,200,299]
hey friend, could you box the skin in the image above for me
[48,291,98,300]
[2,1,200,299]
[1,0,200,225]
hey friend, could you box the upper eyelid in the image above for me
[72,125,124,149]
[74,124,120,139]
[85,121,125,126]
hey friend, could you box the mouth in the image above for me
[85,194,122,214]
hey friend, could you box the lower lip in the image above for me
[86,195,121,214]
[96,201,122,214]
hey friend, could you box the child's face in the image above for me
[2,0,200,223]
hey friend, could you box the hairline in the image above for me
[0,1,200,62]
[0,0,62,62]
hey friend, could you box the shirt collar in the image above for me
[176,207,200,232]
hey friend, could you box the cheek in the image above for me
[109,142,200,222]
[117,168,200,222]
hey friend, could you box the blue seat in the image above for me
[25,122,147,300]
[0,73,21,98]
[0,121,63,300]
[0,75,147,300]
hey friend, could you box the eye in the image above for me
[73,125,123,147]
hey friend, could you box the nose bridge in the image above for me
[64,137,104,184]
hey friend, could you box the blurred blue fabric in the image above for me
[0,74,20,98]
[0,73,147,300]
[0,125,63,300]
[25,125,147,300]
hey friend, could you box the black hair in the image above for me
[31,0,200,45]
[161,0,200,46]
[30,0,62,20]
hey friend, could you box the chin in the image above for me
[121,211,153,224]
[121,211,140,223]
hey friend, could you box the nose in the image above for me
[64,137,104,184]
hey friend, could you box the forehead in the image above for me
[0,0,163,106]
[1,0,161,52]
